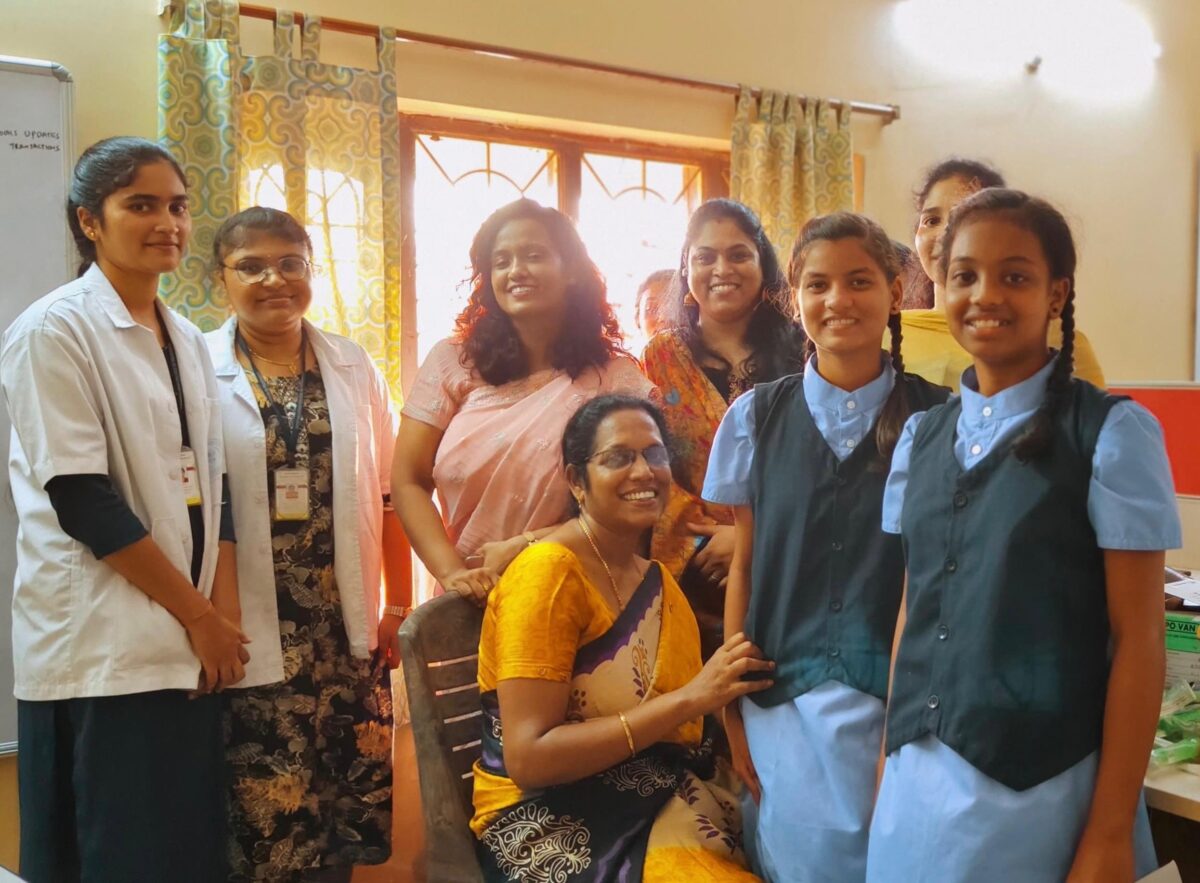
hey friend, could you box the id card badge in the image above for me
[180,448,203,507]
[274,467,310,521]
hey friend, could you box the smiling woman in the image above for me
[471,394,766,881]
[392,199,654,607]
[205,206,409,881]
[1,136,238,881]
[899,158,1106,392]
[641,199,806,656]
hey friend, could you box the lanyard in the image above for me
[156,310,192,449]
[236,325,307,466]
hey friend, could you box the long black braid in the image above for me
[873,310,909,468]
[938,188,1079,462]
[1012,285,1075,461]
[788,212,912,467]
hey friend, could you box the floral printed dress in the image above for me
[225,365,393,882]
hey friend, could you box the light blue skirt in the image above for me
[866,737,1157,882]
[742,681,885,883]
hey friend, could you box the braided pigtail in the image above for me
[1012,287,1075,462]
[939,188,1080,464]
[789,212,900,378]
[873,311,910,469]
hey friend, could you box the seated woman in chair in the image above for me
[471,394,769,882]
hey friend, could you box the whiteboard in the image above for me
[0,56,75,752]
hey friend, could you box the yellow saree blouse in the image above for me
[472,543,757,881]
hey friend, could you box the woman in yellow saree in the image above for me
[472,395,769,882]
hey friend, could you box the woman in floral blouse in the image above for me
[207,207,409,882]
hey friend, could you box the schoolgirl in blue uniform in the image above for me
[703,213,949,882]
[867,188,1180,883]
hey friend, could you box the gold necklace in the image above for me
[577,515,625,612]
[249,348,299,370]
[241,331,306,372]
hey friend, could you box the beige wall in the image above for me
[7,0,1200,378]
[3,0,1200,870]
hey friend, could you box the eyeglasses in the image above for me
[588,444,671,471]
[223,256,313,284]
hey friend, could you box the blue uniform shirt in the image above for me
[704,356,895,505]
[704,357,910,883]
[882,357,1181,548]
[868,357,1180,883]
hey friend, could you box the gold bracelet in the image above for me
[382,604,412,618]
[618,711,636,758]
[523,530,537,547]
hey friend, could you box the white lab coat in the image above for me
[206,317,396,687]
[0,264,225,700]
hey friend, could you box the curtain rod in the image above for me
[236,4,900,123]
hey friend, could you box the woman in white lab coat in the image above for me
[1,136,247,882]
[206,206,410,883]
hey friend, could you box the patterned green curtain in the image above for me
[158,0,239,326]
[158,0,403,399]
[730,86,854,260]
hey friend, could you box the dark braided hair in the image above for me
[938,188,1077,462]
[787,212,910,466]
[68,137,186,277]
[667,199,806,384]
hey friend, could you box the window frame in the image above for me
[396,113,730,392]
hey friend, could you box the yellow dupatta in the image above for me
[898,309,1106,392]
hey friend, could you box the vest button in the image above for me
[926,694,940,709]
[953,492,968,509]
[937,624,950,640]
[830,600,843,612]
[828,647,840,658]
[831,540,843,552]
[944,558,958,573]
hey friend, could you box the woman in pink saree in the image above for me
[392,199,654,602]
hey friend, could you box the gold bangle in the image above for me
[523,530,537,547]
[382,604,411,618]
[618,711,636,758]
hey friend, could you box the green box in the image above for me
[1166,611,1200,686]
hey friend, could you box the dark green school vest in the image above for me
[885,379,1125,791]
[746,370,949,706]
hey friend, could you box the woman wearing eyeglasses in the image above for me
[206,206,411,882]
[473,394,767,882]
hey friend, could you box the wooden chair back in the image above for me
[398,593,486,882]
